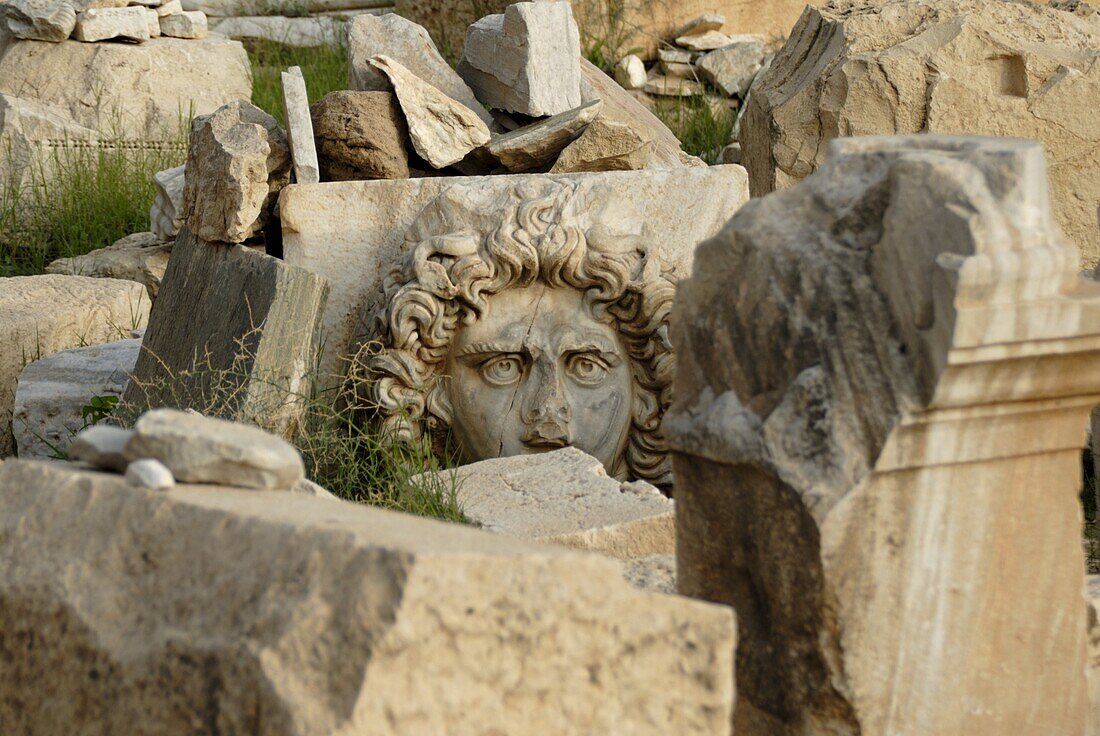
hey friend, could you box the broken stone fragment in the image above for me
[12,338,140,460]
[311,90,409,181]
[418,448,673,559]
[458,0,582,117]
[158,8,206,37]
[182,100,290,244]
[124,408,305,490]
[346,12,494,129]
[623,554,676,594]
[613,54,646,90]
[675,29,731,52]
[0,0,76,42]
[143,7,160,36]
[280,66,319,184]
[369,54,491,169]
[488,99,601,172]
[660,60,696,79]
[149,165,185,241]
[644,74,704,97]
[74,6,150,41]
[696,35,766,97]
[125,458,175,490]
[154,0,180,14]
[46,232,172,300]
[672,12,725,38]
[69,424,133,472]
[550,116,653,173]
[658,47,693,65]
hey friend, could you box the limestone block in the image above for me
[369,54,490,169]
[346,12,494,128]
[208,14,347,46]
[0,0,76,41]
[12,338,139,460]
[660,60,696,79]
[280,66,319,184]
[1088,575,1100,735]
[123,227,328,437]
[155,0,182,16]
[696,35,765,97]
[69,424,133,471]
[550,116,654,173]
[645,74,704,97]
[149,165,185,241]
[0,36,251,143]
[182,100,290,244]
[0,275,150,457]
[667,136,1100,736]
[741,0,1100,268]
[158,9,206,38]
[74,6,151,41]
[487,99,601,173]
[279,165,749,388]
[676,29,730,51]
[144,7,161,36]
[125,457,175,489]
[674,12,725,38]
[425,447,674,559]
[124,408,305,490]
[0,458,736,735]
[0,93,99,196]
[577,58,687,169]
[46,232,172,299]
[311,90,409,181]
[181,0,389,16]
[614,54,646,90]
[659,47,693,65]
[457,1,582,117]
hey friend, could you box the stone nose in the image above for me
[520,362,572,447]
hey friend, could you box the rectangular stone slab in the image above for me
[0,459,735,735]
[280,165,749,380]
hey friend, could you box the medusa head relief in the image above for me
[369,180,677,488]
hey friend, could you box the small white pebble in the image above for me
[125,459,175,490]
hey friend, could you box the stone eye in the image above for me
[479,355,524,386]
[565,353,609,386]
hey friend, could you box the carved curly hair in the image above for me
[368,179,676,486]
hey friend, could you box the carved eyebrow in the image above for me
[561,334,622,357]
[455,341,524,358]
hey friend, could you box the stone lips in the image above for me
[667,135,1100,735]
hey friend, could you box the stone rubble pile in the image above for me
[1,0,213,43]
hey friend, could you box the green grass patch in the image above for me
[651,95,736,163]
[246,38,348,125]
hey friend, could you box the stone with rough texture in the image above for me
[69,424,133,471]
[311,90,409,181]
[742,0,1100,268]
[614,53,646,90]
[0,93,98,195]
[488,99,601,172]
[0,275,149,457]
[280,65,319,184]
[125,408,305,490]
[183,100,290,244]
[156,0,182,15]
[623,554,676,594]
[149,165,185,241]
[369,54,490,169]
[1,0,76,41]
[46,232,172,299]
[124,228,328,436]
[425,447,674,558]
[550,116,654,172]
[1089,575,1100,736]
[181,0,390,15]
[696,35,765,97]
[125,457,175,489]
[645,74,704,97]
[73,6,150,41]
[158,9,206,38]
[207,14,352,45]
[279,166,749,402]
[676,30,730,52]
[12,338,140,460]
[0,35,251,144]
[346,12,494,128]
[577,57,691,168]
[0,458,735,735]
[458,1,582,117]
[673,12,724,38]
[667,136,1100,736]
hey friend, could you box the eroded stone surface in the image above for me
[614,53,646,89]
[0,459,735,735]
[741,0,1100,268]
[1087,574,1100,735]
[550,116,653,172]
[1,0,76,41]
[675,30,730,52]
[46,232,172,299]
[623,554,676,594]
[12,337,140,460]
[150,165,185,241]
[668,136,1100,735]
[458,0,582,117]
[182,100,290,243]
[0,275,149,457]
[696,35,765,97]
[158,9,206,39]
[488,99,601,172]
[312,90,409,181]
[280,65,319,184]
[421,447,674,558]
[74,6,149,41]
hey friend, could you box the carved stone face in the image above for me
[444,284,634,472]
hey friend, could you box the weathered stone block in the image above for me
[73,6,150,42]
[0,275,149,457]
[280,65,319,185]
[158,9,207,38]
[0,458,736,735]
[667,135,1100,735]
[488,99,601,173]
[149,165,185,241]
[46,232,172,299]
[311,90,409,181]
[123,227,328,436]
[0,0,76,41]
[741,0,1100,268]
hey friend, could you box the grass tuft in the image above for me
[650,96,736,162]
